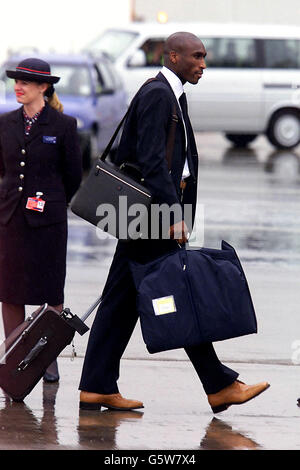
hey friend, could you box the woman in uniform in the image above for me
[0,58,82,382]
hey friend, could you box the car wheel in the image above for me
[225,134,258,147]
[267,110,300,149]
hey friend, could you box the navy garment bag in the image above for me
[130,240,257,354]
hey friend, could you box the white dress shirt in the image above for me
[160,66,190,179]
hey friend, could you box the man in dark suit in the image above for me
[79,32,269,413]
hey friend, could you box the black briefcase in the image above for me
[0,297,101,401]
[71,78,178,240]
[71,158,153,240]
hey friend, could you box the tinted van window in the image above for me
[263,39,300,68]
[202,37,257,68]
[140,39,165,66]
[136,37,258,69]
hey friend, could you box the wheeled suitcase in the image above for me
[0,296,102,401]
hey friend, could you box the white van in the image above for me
[85,22,300,149]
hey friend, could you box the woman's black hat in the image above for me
[6,58,60,84]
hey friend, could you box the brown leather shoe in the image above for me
[207,380,270,413]
[79,391,144,411]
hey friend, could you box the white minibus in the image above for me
[85,22,300,149]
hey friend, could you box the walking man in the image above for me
[79,32,269,413]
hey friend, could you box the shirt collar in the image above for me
[161,66,184,102]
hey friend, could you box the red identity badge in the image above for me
[26,192,45,212]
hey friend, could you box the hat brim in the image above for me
[6,70,60,84]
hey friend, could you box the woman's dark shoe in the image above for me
[43,359,59,383]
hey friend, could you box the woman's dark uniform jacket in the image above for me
[0,103,81,226]
[0,102,82,305]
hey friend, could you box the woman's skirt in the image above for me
[0,204,67,305]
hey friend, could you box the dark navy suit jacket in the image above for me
[0,102,82,227]
[115,72,199,231]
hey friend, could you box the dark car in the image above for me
[0,52,128,168]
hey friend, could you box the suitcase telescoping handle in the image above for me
[80,295,102,323]
[61,295,102,336]
[17,297,103,371]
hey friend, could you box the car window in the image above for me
[0,62,19,93]
[0,78,5,104]
[0,67,13,93]
[202,37,257,68]
[96,62,115,90]
[90,65,103,94]
[0,63,92,96]
[85,30,138,61]
[104,60,123,89]
[262,39,300,68]
[51,65,91,96]
[139,39,165,67]
[130,36,257,69]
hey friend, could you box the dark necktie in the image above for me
[179,92,194,177]
[179,92,188,125]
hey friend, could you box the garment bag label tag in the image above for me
[152,295,177,316]
[26,197,45,212]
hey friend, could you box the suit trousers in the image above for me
[79,239,239,395]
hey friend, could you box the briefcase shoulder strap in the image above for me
[100,78,178,170]
[100,78,158,163]
[166,103,178,170]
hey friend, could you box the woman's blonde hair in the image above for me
[47,90,64,113]
[45,84,63,112]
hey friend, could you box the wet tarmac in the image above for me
[1,132,300,451]
[0,358,299,451]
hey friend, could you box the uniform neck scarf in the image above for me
[23,108,43,135]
